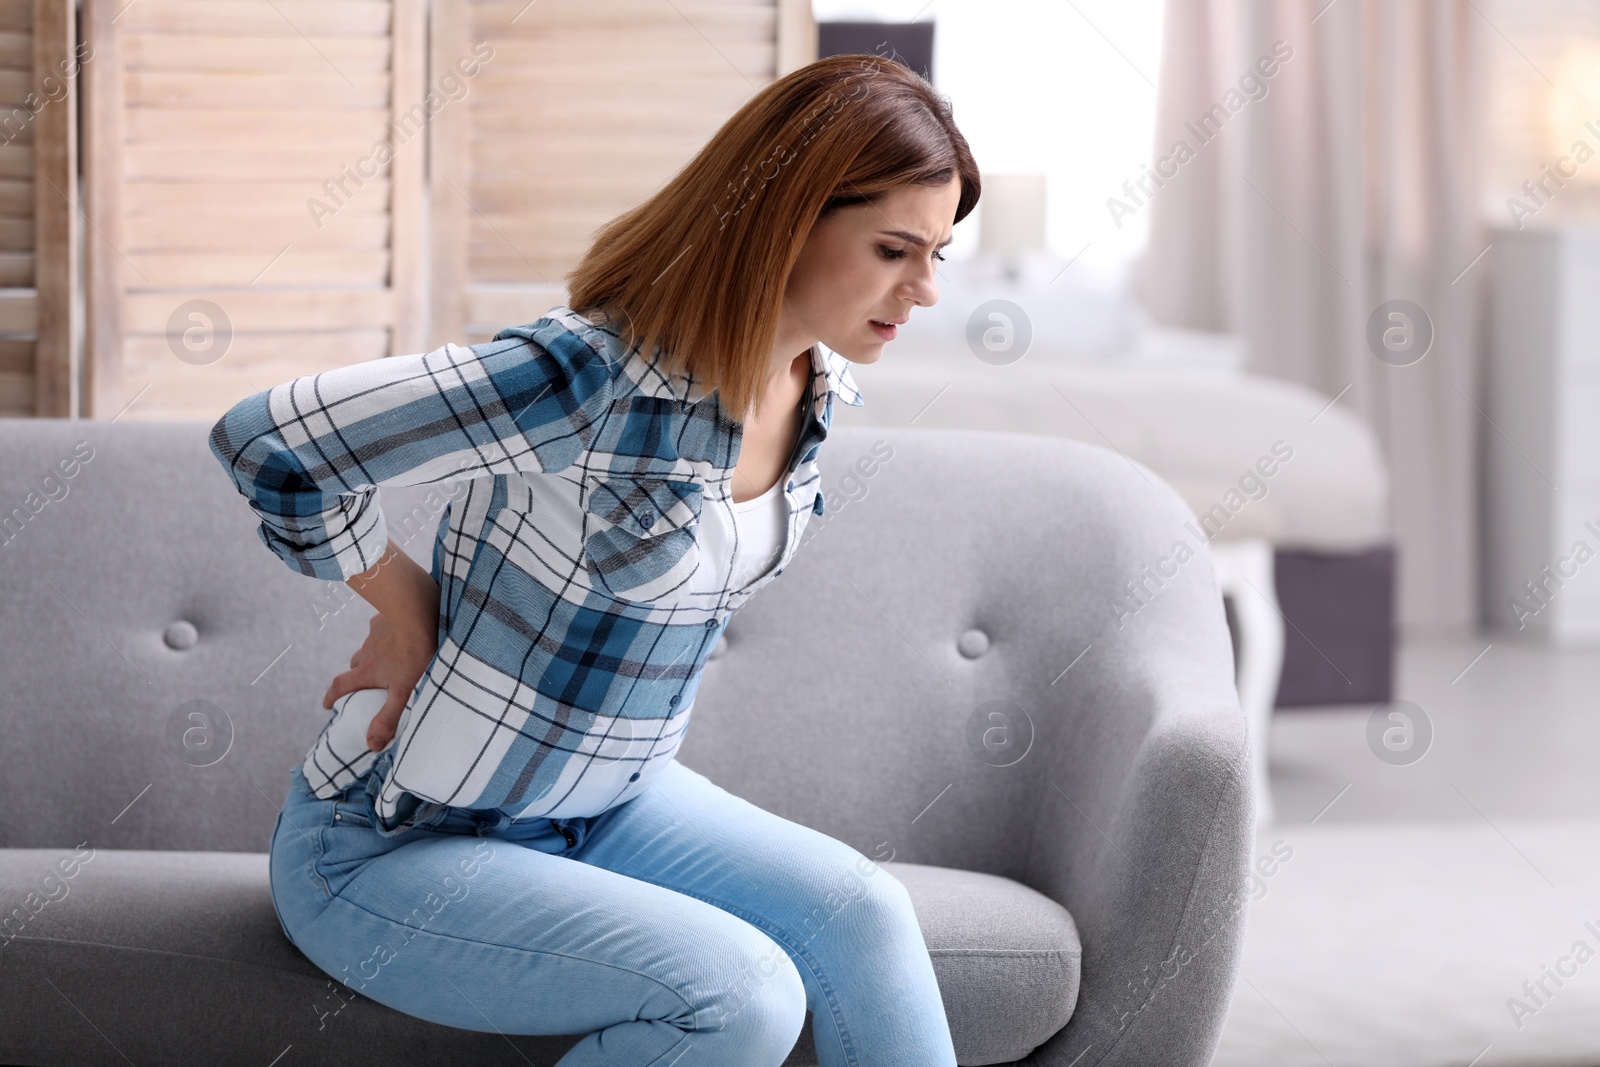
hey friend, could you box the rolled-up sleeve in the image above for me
[208,329,615,582]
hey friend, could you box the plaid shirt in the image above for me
[210,305,864,834]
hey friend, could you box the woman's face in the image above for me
[782,178,962,365]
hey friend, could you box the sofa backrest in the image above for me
[0,417,1235,884]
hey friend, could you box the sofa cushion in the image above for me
[886,860,1082,1063]
[0,848,1077,1066]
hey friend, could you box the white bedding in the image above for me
[835,348,1390,553]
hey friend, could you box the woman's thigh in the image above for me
[268,766,809,1067]
[572,759,958,1067]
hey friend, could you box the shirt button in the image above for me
[629,772,640,782]
[638,509,655,529]
[669,694,680,705]
[705,618,718,629]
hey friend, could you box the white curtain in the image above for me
[1138,0,1483,636]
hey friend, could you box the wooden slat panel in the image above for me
[426,0,787,341]
[467,179,659,212]
[30,0,76,414]
[468,252,582,284]
[0,288,37,330]
[0,111,29,144]
[475,1,772,33]
[0,249,31,283]
[0,68,33,100]
[470,80,754,108]
[0,176,30,216]
[0,369,31,412]
[471,141,704,177]
[124,210,390,251]
[387,0,423,355]
[122,1,391,37]
[0,31,30,67]
[124,144,390,182]
[122,326,390,371]
[84,0,127,416]
[127,107,389,143]
[0,0,30,35]
[127,72,389,108]
[465,103,725,139]
[126,34,390,72]
[0,333,28,372]
[124,289,393,333]
[776,0,815,76]
[464,283,566,331]
[0,215,31,249]
[0,140,28,179]
[425,0,466,348]
[488,22,775,54]
[126,251,389,287]
[125,180,391,216]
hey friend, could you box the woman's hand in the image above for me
[322,609,439,751]
[322,536,442,752]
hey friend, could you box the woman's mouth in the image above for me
[869,319,899,341]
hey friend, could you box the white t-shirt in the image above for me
[725,476,789,589]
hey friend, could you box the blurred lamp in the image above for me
[979,174,1047,283]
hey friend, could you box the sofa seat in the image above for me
[0,848,1079,1067]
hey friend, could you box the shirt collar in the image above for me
[543,304,865,416]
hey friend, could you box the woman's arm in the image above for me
[209,327,615,750]
[207,328,615,584]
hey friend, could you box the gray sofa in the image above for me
[0,417,1252,1066]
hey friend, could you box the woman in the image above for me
[211,53,979,1066]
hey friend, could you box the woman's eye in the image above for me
[880,245,945,262]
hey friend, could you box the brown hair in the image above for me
[564,53,981,420]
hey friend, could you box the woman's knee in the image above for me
[795,844,923,950]
[698,927,808,1057]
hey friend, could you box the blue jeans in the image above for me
[268,753,959,1066]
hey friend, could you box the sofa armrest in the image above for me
[1019,485,1255,1066]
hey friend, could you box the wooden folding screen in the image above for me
[0,0,76,417]
[427,0,817,349]
[74,0,813,420]
[81,0,427,421]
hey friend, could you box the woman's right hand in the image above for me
[322,536,442,752]
[323,609,439,751]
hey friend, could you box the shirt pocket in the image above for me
[582,475,704,603]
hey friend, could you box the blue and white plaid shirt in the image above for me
[210,305,864,834]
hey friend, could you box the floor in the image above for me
[1267,630,1600,826]
[1211,629,1600,1067]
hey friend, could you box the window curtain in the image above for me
[1138,0,1483,636]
